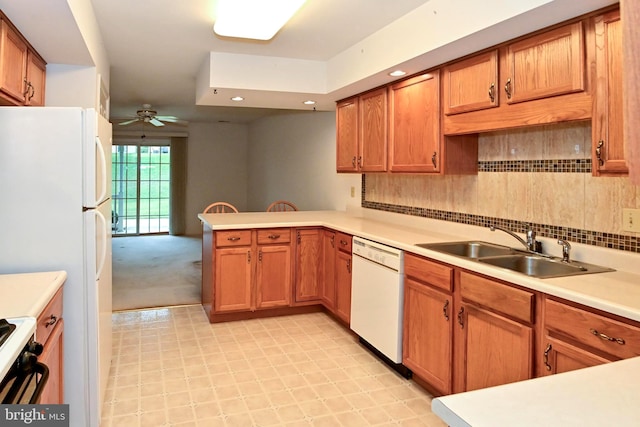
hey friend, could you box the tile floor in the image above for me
[101,305,447,427]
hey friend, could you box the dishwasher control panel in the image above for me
[352,237,403,271]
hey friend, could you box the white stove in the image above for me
[0,316,36,381]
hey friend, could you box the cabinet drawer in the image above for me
[36,287,63,345]
[545,298,640,360]
[336,232,352,253]
[257,228,290,245]
[216,230,252,247]
[460,271,534,324]
[404,254,453,292]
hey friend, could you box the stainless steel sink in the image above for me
[416,241,615,278]
[415,241,519,259]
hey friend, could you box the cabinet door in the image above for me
[359,88,387,172]
[388,71,440,172]
[443,50,499,115]
[403,278,452,395]
[39,319,64,404]
[592,10,626,175]
[505,22,585,104]
[457,304,534,392]
[214,247,253,312]
[0,19,28,103]
[256,245,291,309]
[540,335,612,376]
[321,230,336,309]
[294,229,322,302]
[334,250,352,324]
[336,97,359,172]
[25,51,45,106]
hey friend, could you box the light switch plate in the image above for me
[622,208,640,232]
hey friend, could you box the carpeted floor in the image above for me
[112,234,202,311]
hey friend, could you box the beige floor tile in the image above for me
[104,307,446,427]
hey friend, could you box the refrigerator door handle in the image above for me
[95,209,108,279]
[95,136,108,205]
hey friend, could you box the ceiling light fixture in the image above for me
[231,96,244,101]
[214,0,307,41]
[303,100,316,105]
[389,70,407,77]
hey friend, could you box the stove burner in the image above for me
[0,319,16,348]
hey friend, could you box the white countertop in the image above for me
[0,270,66,318]
[431,356,640,427]
[199,210,640,322]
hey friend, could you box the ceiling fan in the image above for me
[118,104,186,127]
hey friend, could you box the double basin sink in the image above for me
[416,241,614,279]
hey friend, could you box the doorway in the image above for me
[111,143,170,235]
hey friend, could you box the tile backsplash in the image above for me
[363,121,640,253]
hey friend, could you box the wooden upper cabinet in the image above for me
[336,97,359,172]
[443,50,499,115]
[25,51,46,106]
[358,88,387,172]
[0,13,46,106]
[592,9,626,176]
[389,71,440,173]
[0,18,28,104]
[505,22,585,104]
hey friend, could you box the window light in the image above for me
[214,0,307,41]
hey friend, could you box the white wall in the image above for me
[185,122,249,235]
[247,111,361,212]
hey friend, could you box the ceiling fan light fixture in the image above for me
[213,0,307,41]
[303,100,316,105]
[231,96,244,102]
[389,70,407,77]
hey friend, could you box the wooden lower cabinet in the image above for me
[456,303,534,392]
[541,335,612,375]
[321,230,336,309]
[37,287,64,404]
[403,277,453,395]
[294,228,323,303]
[334,242,352,324]
[208,228,293,315]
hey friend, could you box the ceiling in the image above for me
[0,0,619,126]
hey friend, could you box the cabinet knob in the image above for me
[227,236,240,241]
[431,151,437,168]
[44,314,57,328]
[443,300,450,321]
[488,83,495,103]
[268,234,281,240]
[596,140,605,166]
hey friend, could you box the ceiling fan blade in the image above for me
[155,115,179,120]
[149,118,165,127]
[157,117,188,126]
[118,119,140,126]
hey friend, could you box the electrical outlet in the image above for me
[350,186,355,198]
[622,208,640,232]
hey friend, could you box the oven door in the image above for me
[0,359,49,404]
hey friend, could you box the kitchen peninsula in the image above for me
[200,209,640,425]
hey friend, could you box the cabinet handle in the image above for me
[457,307,464,328]
[488,83,495,103]
[23,78,29,97]
[357,156,362,168]
[443,300,450,321]
[227,236,240,241]
[297,231,301,244]
[431,151,437,168]
[28,83,35,101]
[268,234,280,240]
[504,78,512,99]
[590,328,625,345]
[543,343,552,371]
[331,235,335,248]
[347,259,351,273]
[44,314,57,328]
[352,156,356,167]
[596,140,605,166]
[258,250,262,261]
[247,250,251,263]
[340,239,348,247]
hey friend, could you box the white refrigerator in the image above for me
[0,107,112,427]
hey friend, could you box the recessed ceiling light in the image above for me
[231,96,244,102]
[389,70,407,77]
[214,0,307,41]
[303,100,316,105]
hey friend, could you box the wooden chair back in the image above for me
[203,202,239,214]
[266,200,298,212]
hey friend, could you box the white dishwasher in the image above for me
[350,237,411,378]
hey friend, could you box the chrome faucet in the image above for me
[489,224,540,252]
[558,239,571,263]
